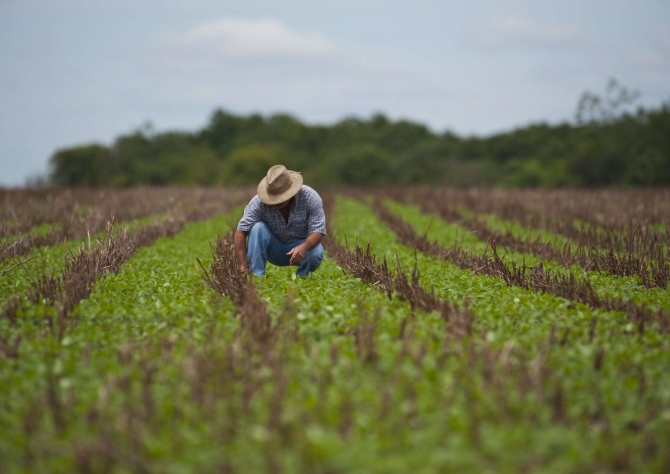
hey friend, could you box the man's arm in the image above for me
[234,229,249,273]
[287,232,323,266]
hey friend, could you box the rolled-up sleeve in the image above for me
[306,192,327,235]
[237,196,262,232]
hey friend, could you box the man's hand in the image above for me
[287,233,322,266]
[287,243,308,266]
[238,264,248,274]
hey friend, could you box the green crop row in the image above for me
[3,202,451,471]
[0,212,240,470]
[1,196,668,472]
[0,214,167,302]
[329,197,670,469]
[384,199,670,311]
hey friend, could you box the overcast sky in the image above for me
[1,0,669,186]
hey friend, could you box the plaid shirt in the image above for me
[237,185,327,243]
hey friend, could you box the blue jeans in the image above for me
[247,222,324,277]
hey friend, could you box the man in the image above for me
[235,164,326,277]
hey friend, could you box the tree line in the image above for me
[48,81,670,188]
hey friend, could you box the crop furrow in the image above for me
[331,196,670,466]
[391,187,670,258]
[407,198,670,305]
[321,193,473,337]
[417,196,669,288]
[0,192,250,342]
[1,217,184,344]
[3,190,670,472]
[0,211,250,470]
[382,198,670,309]
[0,187,253,264]
[372,199,670,333]
[1,187,249,234]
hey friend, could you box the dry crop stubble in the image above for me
[391,187,670,260]
[2,206,257,471]
[371,197,670,333]
[329,194,670,471]
[383,196,670,311]
[322,192,474,335]
[1,187,670,472]
[199,231,277,347]
[0,186,254,264]
[0,188,251,350]
[426,197,669,288]
[378,187,670,293]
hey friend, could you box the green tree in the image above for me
[45,85,670,188]
[49,144,110,186]
[201,109,242,157]
[218,144,289,185]
[397,139,455,184]
[320,145,396,186]
[502,158,571,188]
[575,79,640,125]
[624,149,670,186]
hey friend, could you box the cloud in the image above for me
[468,15,583,48]
[154,17,338,65]
[627,52,665,67]
[653,27,670,54]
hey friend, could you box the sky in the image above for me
[1,0,669,186]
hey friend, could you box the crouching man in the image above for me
[234,165,326,277]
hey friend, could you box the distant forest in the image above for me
[48,81,670,188]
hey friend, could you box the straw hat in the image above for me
[257,165,303,205]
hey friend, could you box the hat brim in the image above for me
[257,171,303,205]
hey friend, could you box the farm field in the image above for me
[1,187,669,473]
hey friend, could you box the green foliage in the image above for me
[501,158,571,188]
[329,197,670,469]
[218,144,289,185]
[49,144,110,186]
[317,145,396,186]
[385,199,670,311]
[47,83,670,188]
[0,214,162,302]
[1,195,670,471]
[165,144,220,185]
